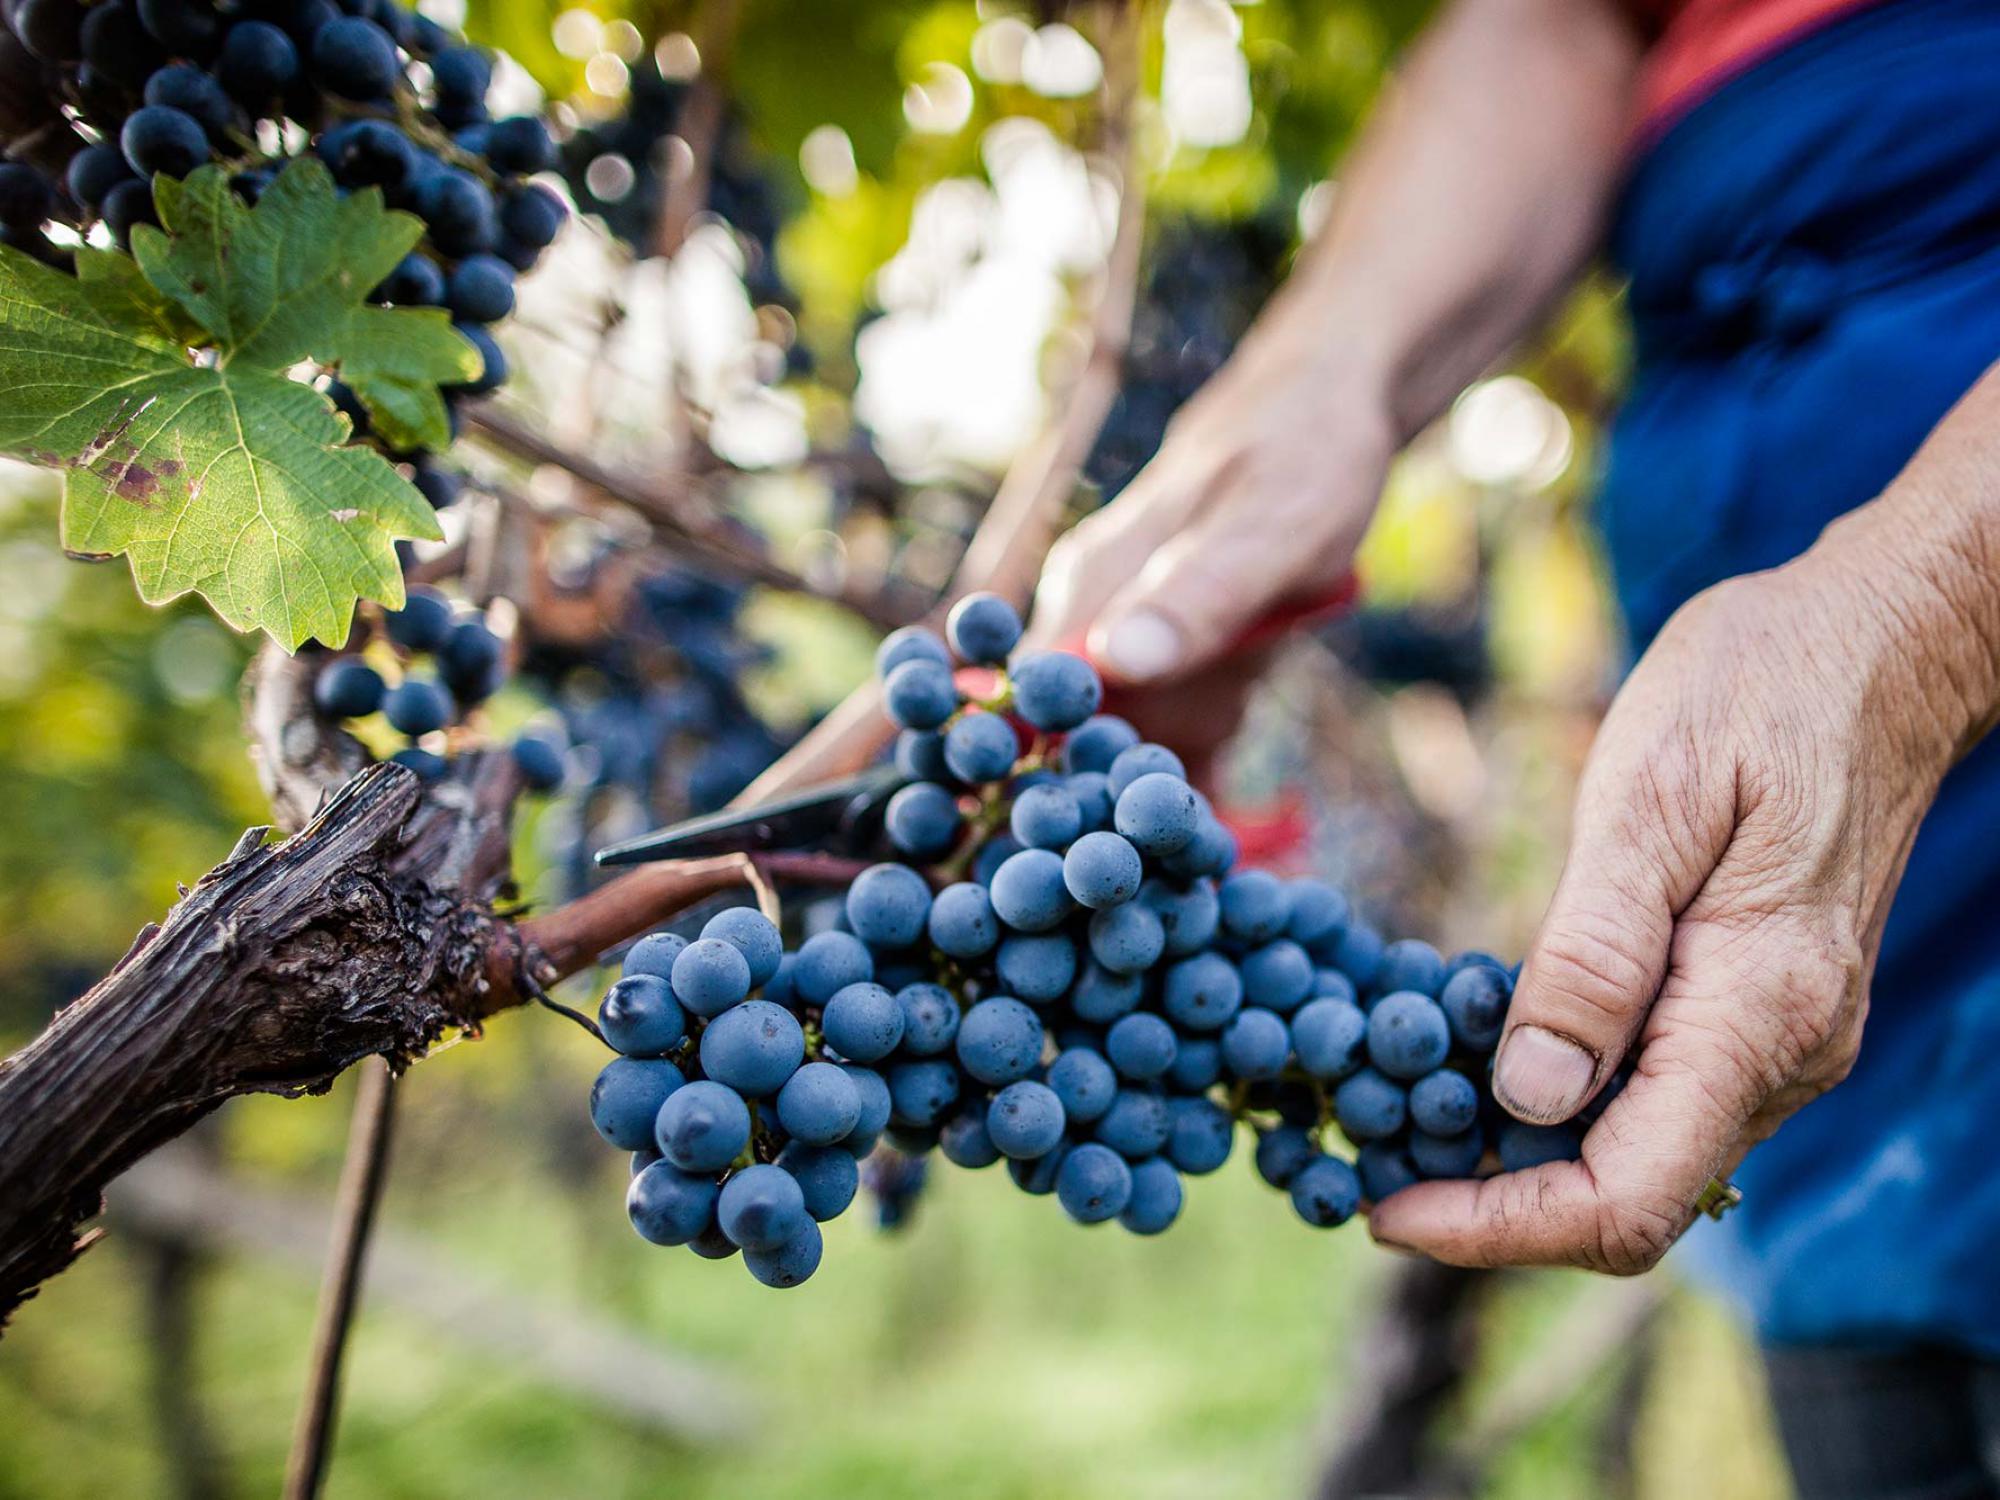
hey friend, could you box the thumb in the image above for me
[1495,747,1728,1125]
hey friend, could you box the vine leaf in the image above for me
[0,159,477,650]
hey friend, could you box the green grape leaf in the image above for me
[0,160,479,649]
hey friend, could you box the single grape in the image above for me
[1409,1068,1479,1137]
[1106,1012,1177,1082]
[416,167,499,257]
[1009,650,1102,731]
[687,1221,740,1261]
[1087,901,1165,975]
[1331,919,1386,992]
[1366,991,1452,1080]
[987,1080,1066,1159]
[314,656,384,718]
[82,4,160,90]
[942,711,1018,784]
[701,907,783,988]
[1495,1119,1584,1171]
[1355,1142,1420,1203]
[1409,1127,1484,1179]
[1007,1142,1070,1195]
[1009,782,1082,850]
[886,1059,960,1128]
[776,1061,863,1145]
[140,65,232,142]
[885,781,961,858]
[66,145,134,210]
[1332,1067,1407,1142]
[621,931,687,982]
[698,1001,805,1097]
[1094,1088,1171,1159]
[384,586,452,651]
[1251,1125,1319,1189]
[120,104,210,179]
[321,117,418,188]
[627,1161,719,1246]
[1161,951,1243,1033]
[1290,996,1367,1081]
[1047,1046,1117,1124]
[438,617,502,702]
[1285,880,1351,951]
[1167,1097,1234,1175]
[821,981,903,1062]
[1120,1157,1184,1234]
[777,1142,860,1220]
[1056,1143,1132,1223]
[1065,771,1114,833]
[895,729,953,784]
[1070,961,1144,1024]
[956,997,1043,1086]
[484,113,555,172]
[894,983,961,1056]
[388,747,445,780]
[499,182,567,248]
[1313,969,1360,1005]
[444,251,516,322]
[1240,939,1315,1013]
[995,933,1077,1004]
[718,1163,807,1252]
[1440,962,1511,1052]
[310,15,400,98]
[1158,812,1237,880]
[1219,870,1291,942]
[13,0,84,61]
[510,734,565,791]
[217,19,299,100]
[136,0,219,55]
[1376,939,1446,998]
[1166,1036,1223,1092]
[589,1057,684,1150]
[1140,877,1221,957]
[1106,742,1185,798]
[1063,715,1139,775]
[876,624,952,678]
[882,658,957,731]
[382,676,451,736]
[971,832,1023,886]
[598,973,685,1057]
[102,178,161,247]
[1113,772,1199,856]
[843,1065,893,1144]
[1221,1007,1290,1080]
[671,937,752,1018]
[428,42,490,102]
[927,882,998,959]
[944,591,1021,664]
[989,848,1071,933]
[1061,830,1142,911]
[940,1105,1002,1168]
[1291,1155,1362,1227]
[792,931,873,1003]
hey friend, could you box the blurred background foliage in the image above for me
[0,0,1786,1497]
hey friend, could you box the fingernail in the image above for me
[1098,610,1182,682]
[1370,1234,1423,1259]
[1493,1026,1597,1124]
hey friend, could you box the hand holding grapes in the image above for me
[1370,510,1999,1272]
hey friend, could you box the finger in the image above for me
[1022,465,1208,655]
[1085,478,1359,684]
[1493,727,1731,1125]
[1369,1009,1758,1273]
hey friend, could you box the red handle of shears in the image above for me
[1222,574,1361,656]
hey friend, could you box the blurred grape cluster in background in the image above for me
[0,1,1796,1497]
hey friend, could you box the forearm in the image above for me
[1251,0,1642,439]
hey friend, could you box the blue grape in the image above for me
[1221,1007,1290,1080]
[1219,870,1290,942]
[314,657,383,718]
[1496,1120,1584,1171]
[310,15,399,98]
[320,117,417,188]
[940,1106,1002,1168]
[876,625,951,678]
[598,974,686,1057]
[989,848,1071,933]
[388,747,445,780]
[1167,1097,1234,1175]
[1377,939,1446,997]
[621,932,687,982]
[511,735,565,791]
[1106,1012,1177,1081]
[1332,920,1386,992]
[627,1160,719,1246]
[971,832,1024,886]
[1166,1036,1223,1092]
[1010,650,1102,731]
[793,931,873,1004]
[1120,1157,1184,1234]
[886,782,961,858]
[987,1080,1066,1159]
[121,104,209,178]
[1291,996,1368,1081]
[996,933,1078,1004]
[821,981,903,1063]
[1062,714,1139,774]
[700,908,783,989]
[143,65,231,140]
[895,729,953,784]
[945,591,1021,664]
[1241,939,1315,1013]
[217,20,299,100]
[1410,1068,1479,1137]
[1047,1046,1117,1123]
[743,1218,822,1288]
[654,1080,749,1171]
[438,619,502,702]
[589,1057,684,1150]
[1094,1089,1171,1158]
[1114,772,1199,856]
[1062,830,1142,910]
[671,937,752,1018]
[385,586,452,651]
[429,42,490,102]
[895,983,961,1056]
[485,113,555,172]
[1356,1142,1420,1203]
[688,1221,741,1260]
[1286,880,1351,951]
[942,711,1018,783]
[1087,901,1165,975]
[1107,743,1186,798]
[1158,813,1237,880]
[1161,951,1243,1033]
[383,675,451,736]
[928,882,999,959]
[66,145,133,211]
[1141,877,1220,957]
[886,1059,960,1127]
[1065,771,1113,832]
[718,1164,808,1251]
[778,1142,861,1220]
[1254,1125,1318,1188]
[1056,1143,1133,1223]
[1070,962,1144,1024]
[1313,969,1360,1005]
[846,863,932,949]
[1008,1142,1070,1195]
[1010,782,1082,850]
[1410,1128,1484,1179]
[699,1001,805,1097]
[1444,948,1508,980]
[443,251,515,323]
[1366,991,1452,1080]
[1333,1068,1407,1142]
[1440,963,1511,1052]
[883,659,958,731]
[1291,1155,1362,1227]
[777,1061,863,1145]
[843,1065,893,1144]
[956,998,1043,1086]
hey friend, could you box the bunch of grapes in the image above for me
[586,592,1580,1288]
[312,584,565,791]
[0,0,569,504]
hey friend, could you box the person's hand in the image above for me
[1368,531,1986,1273]
[1022,322,1396,758]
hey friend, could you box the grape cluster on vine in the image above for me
[586,592,1580,1287]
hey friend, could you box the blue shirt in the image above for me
[1603,0,2000,1352]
